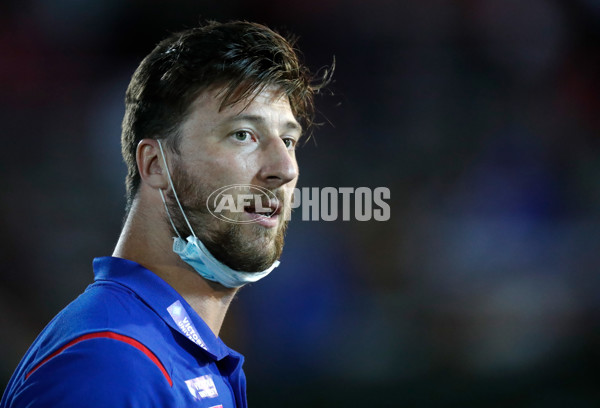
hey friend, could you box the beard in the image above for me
[165,159,289,272]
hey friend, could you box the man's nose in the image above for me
[256,138,298,187]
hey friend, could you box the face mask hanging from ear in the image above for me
[156,139,279,289]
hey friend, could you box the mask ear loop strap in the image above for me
[157,139,198,239]
[159,189,182,239]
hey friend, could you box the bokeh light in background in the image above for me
[1,0,599,406]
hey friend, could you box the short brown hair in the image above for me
[121,20,331,210]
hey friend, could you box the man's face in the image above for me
[165,86,300,272]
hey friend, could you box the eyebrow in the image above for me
[224,114,303,134]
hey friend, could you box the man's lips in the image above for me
[244,205,280,217]
[244,200,281,227]
[244,198,281,216]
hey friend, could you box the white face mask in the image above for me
[157,139,279,289]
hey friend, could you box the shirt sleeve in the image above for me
[9,336,175,408]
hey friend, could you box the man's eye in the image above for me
[283,137,297,149]
[232,131,253,142]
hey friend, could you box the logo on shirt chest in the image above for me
[185,374,219,400]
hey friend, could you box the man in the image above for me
[1,20,331,407]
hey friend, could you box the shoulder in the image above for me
[3,282,178,407]
[7,333,174,408]
[22,280,165,366]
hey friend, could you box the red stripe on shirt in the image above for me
[25,331,173,387]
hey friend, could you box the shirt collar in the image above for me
[92,256,239,362]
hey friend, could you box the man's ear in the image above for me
[136,138,169,190]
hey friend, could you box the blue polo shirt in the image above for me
[1,257,247,408]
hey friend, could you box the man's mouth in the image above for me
[243,200,281,228]
[244,200,281,218]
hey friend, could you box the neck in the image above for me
[113,198,238,336]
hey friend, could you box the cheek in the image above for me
[197,152,255,184]
[283,180,298,202]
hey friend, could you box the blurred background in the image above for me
[1,0,599,406]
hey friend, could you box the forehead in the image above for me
[184,85,298,129]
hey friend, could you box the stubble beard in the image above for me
[165,160,289,272]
